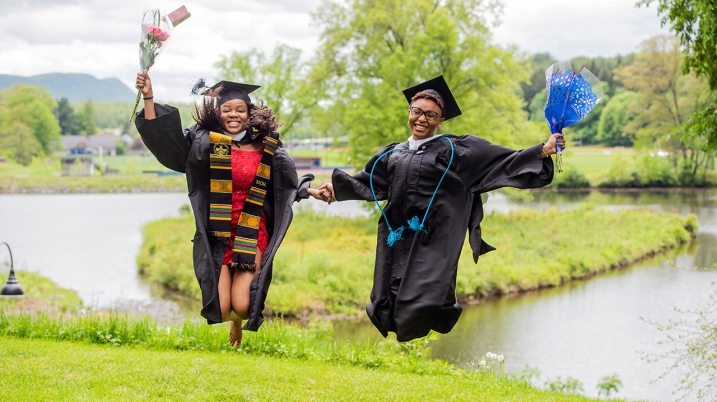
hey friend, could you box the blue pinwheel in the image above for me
[544,61,604,172]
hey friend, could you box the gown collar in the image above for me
[228,130,247,143]
[407,134,444,150]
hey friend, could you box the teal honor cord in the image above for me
[370,137,456,247]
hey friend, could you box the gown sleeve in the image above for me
[134,104,193,173]
[454,135,554,193]
[296,174,314,201]
[331,142,399,201]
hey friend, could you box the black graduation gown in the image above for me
[332,134,553,342]
[135,104,313,330]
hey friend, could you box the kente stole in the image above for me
[209,132,277,271]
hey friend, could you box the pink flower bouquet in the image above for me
[129,6,191,121]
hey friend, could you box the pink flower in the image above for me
[144,24,170,41]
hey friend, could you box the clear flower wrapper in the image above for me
[129,6,191,121]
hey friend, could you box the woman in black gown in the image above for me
[320,76,563,342]
[134,71,325,346]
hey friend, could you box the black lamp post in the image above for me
[0,242,24,297]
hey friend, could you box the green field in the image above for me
[0,309,609,401]
[0,337,603,401]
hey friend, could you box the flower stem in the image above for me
[129,88,142,122]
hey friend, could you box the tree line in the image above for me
[1,0,714,182]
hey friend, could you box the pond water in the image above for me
[335,190,717,401]
[1,190,715,400]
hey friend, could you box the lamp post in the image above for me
[0,242,24,297]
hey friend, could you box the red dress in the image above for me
[222,149,269,265]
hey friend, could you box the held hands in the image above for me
[135,70,153,97]
[308,186,335,204]
[311,183,336,204]
[542,133,565,158]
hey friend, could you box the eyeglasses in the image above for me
[409,106,441,121]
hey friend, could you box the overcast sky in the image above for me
[0,0,671,102]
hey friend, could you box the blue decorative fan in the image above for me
[544,61,604,172]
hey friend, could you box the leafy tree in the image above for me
[76,100,97,135]
[2,84,61,155]
[55,98,78,135]
[0,122,41,165]
[614,35,713,184]
[311,0,541,165]
[521,52,555,112]
[639,0,717,148]
[597,91,640,146]
[215,44,330,138]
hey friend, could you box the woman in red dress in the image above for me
[135,71,326,347]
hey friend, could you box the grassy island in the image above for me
[138,206,696,317]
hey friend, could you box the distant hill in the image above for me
[0,73,135,103]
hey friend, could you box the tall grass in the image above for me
[0,311,455,375]
[138,206,696,317]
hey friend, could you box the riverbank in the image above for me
[138,207,696,318]
[0,312,602,401]
[0,175,187,193]
[0,271,82,313]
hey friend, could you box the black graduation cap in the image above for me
[402,75,462,120]
[212,80,261,106]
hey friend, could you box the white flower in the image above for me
[498,354,504,362]
[487,352,496,360]
[479,360,487,367]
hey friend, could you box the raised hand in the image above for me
[135,69,153,97]
[542,133,565,157]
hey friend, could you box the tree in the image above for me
[614,35,713,184]
[215,44,329,138]
[311,0,542,165]
[597,91,640,146]
[638,0,717,148]
[55,98,78,135]
[76,100,97,135]
[0,122,41,165]
[521,52,555,112]
[2,84,62,155]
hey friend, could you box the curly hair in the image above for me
[410,91,444,114]
[192,86,282,136]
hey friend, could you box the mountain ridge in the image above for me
[0,73,135,103]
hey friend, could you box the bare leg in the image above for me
[231,251,263,320]
[227,251,263,348]
[218,264,243,347]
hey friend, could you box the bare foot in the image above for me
[229,320,243,348]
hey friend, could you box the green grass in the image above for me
[0,311,607,401]
[0,337,602,401]
[288,148,351,167]
[0,271,82,313]
[137,207,696,316]
[558,146,635,184]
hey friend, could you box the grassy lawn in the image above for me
[0,336,603,401]
[561,146,635,183]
